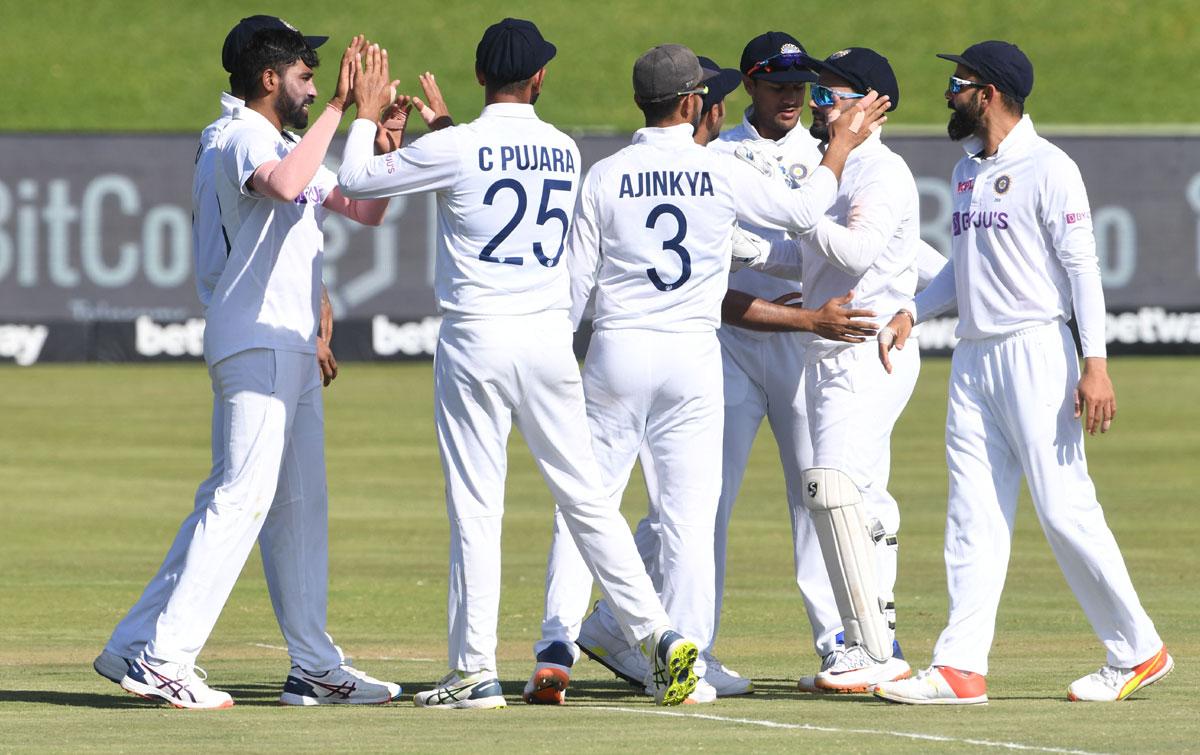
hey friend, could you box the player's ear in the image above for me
[741,76,754,96]
[531,68,546,96]
[475,66,487,87]
[261,67,278,95]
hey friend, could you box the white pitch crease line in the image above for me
[592,706,1109,755]
[250,643,289,652]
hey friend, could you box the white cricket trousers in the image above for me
[538,329,843,661]
[539,328,723,677]
[713,329,842,657]
[140,349,340,670]
[806,338,920,636]
[106,385,341,671]
[931,322,1162,674]
[435,313,669,674]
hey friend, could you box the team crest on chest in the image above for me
[993,174,1013,195]
[787,163,809,184]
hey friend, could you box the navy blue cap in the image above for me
[937,40,1034,103]
[475,18,557,85]
[739,31,818,83]
[222,16,327,73]
[808,47,899,112]
[698,56,741,112]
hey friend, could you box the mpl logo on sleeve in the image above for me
[0,324,49,366]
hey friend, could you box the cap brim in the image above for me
[936,53,975,69]
[703,68,742,106]
[751,68,817,83]
[304,35,329,50]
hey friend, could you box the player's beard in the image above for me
[278,90,315,130]
[947,95,983,141]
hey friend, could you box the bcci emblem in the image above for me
[993,174,1012,195]
[830,49,851,60]
[780,43,801,55]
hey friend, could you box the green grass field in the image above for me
[0,358,1195,752]
[2,0,1196,133]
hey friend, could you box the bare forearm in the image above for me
[722,290,811,332]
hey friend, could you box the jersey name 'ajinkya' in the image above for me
[618,171,714,199]
[478,145,576,173]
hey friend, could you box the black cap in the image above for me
[809,47,899,112]
[698,56,741,112]
[475,18,557,85]
[739,31,817,83]
[937,40,1034,103]
[222,16,327,73]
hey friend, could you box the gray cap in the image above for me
[633,44,716,103]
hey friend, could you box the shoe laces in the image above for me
[820,648,845,672]
[1095,664,1126,688]
[839,646,878,671]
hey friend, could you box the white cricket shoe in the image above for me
[797,647,844,693]
[701,652,753,696]
[414,670,506,709]
[815,645,911,693]
[523,641,574,705]
[874,665,988,705]
[576,607,649,690]
[93,649,133,684]
[120,657,233,709]
[1068,645,1173,702]
[279,664,401,705]
[644,628,698,707]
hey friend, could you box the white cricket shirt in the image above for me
[912,115,1107,357]
[204,106,337,366]
[712,108,824,309]
[338,103,581,317]
[797,129,921,346]
[568,123,837,333]
[192,92,243,308]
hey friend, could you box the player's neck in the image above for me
[976,112,1021,157]
[750,117,788,143]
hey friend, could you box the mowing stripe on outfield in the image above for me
[594,706,1107,755]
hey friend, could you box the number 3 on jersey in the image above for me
[479,178,573,266]
[645,204,691,292]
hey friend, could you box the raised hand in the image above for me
[410,71,454,130]
[375,96,414,153]
[353,43,400,123]
[826,90,890,149]
[329,35,365,112]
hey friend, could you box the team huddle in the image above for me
[92,14,1173,710]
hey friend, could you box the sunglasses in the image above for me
[643,84,710,104]
[811,84,867,108]
[746,51,808,77]
[948,75,988,95]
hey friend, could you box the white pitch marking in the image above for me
[250,643,289,652]
[592,706,1108,755]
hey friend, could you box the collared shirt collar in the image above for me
[632,122,696,145]
[220,91,244,116]
[480,102,539,119]
[232,103,282,134]
[963,114,1036,162]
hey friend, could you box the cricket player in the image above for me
[337,19,703,709]
[533,43,888,703]
[115,24,399,709]
[734,47,927,692]
[547,44,882,702]
[874,41,1171,705]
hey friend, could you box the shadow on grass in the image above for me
[0,690,155,708]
